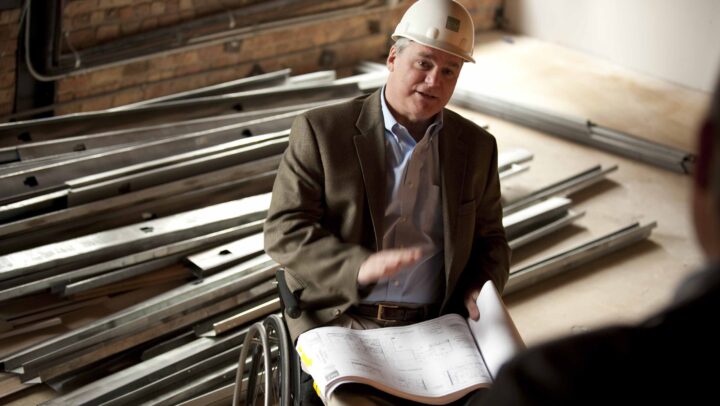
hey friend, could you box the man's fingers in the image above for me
[395,248,422,265]
[466,300,480,321]
[357,248,424,285]
[465,290,480,321]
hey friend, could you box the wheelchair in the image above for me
[232,269,322,406]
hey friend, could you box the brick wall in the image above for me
[0,8,20,117]
[61,0,291,51]
[0,0,502,118]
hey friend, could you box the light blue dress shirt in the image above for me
[361,89,445,305]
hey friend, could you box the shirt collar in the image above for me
[381,86,443,140]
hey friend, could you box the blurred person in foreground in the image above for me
[471,74,720,405]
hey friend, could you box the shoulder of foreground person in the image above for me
[472,277,720,405]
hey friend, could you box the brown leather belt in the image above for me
[351,303,439,322]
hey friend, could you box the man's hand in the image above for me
[465,289,481,321]
[357,248,423,285]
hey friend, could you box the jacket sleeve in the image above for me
[471,136,511,292]
[263,114,372,313]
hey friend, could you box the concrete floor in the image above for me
[456,32,709,345]
[0,31,713,404]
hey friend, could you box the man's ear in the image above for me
[387,46,397,72]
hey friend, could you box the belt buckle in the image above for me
[376,303,399,321]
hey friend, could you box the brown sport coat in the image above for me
[264,89,510,340]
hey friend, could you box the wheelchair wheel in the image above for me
[233,314,292,406]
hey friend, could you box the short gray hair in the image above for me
[393,37,412,54]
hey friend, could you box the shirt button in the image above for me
[393,280,400,287]
[334,309,341,316]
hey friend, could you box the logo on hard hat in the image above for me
[445,16,460,32]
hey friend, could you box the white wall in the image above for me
[505,0,720,92]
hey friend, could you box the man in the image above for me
[264,1,510,403]
[470,76,720,405]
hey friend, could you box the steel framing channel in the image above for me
[355,61,387,73]
[0,148,17,164]
[0,193,270,282]
[1,294,98,322]
[0,319,63,341]
[0,154,278,239]
[509,210,586,250]
[110,70,291,110]
[0,83,361,146]
[66,292,278,406]
[139,363,239,406]
[4,297,106,326]
[68,133,286,205]
[31,279,274,383]
[451,88,694,174]
[500,163,530,180]
[0,121,286,182]
[495,148,533,180]
[0,189,67,224]
[58,256,186,297]
[503,196,572,241]
[0,374,27,396]
[176,383,235,406]
[287,71,337,86]
[503,165,618,215]
[66,135,287,206]
[334,70,388,91]
[3,258,269,373]
[139,331,197,362]
[193,284,279,337]
[0,145,132,174]
[185,233,265,277]
[0,112,293,200]
[210,298,281,337]
[43,328,248,405]
[102,302,279,405]
[43,327,251,405]
[64,128,286,191]
[3,250,178,301]
[29,293,245,382]
[504,222,657,295]
[0,100,341,164]
[104,350,241,406]
[0,171,276,256]
[498,148,533,172]
[3,256,276,378]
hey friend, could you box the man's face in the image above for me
[385,41,463,126]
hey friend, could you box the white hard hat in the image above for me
[392,0,476,63]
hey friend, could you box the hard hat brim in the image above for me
[392,33,476,63]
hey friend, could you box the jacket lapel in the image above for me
[354,90,387,249]
[440,115,468,288]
